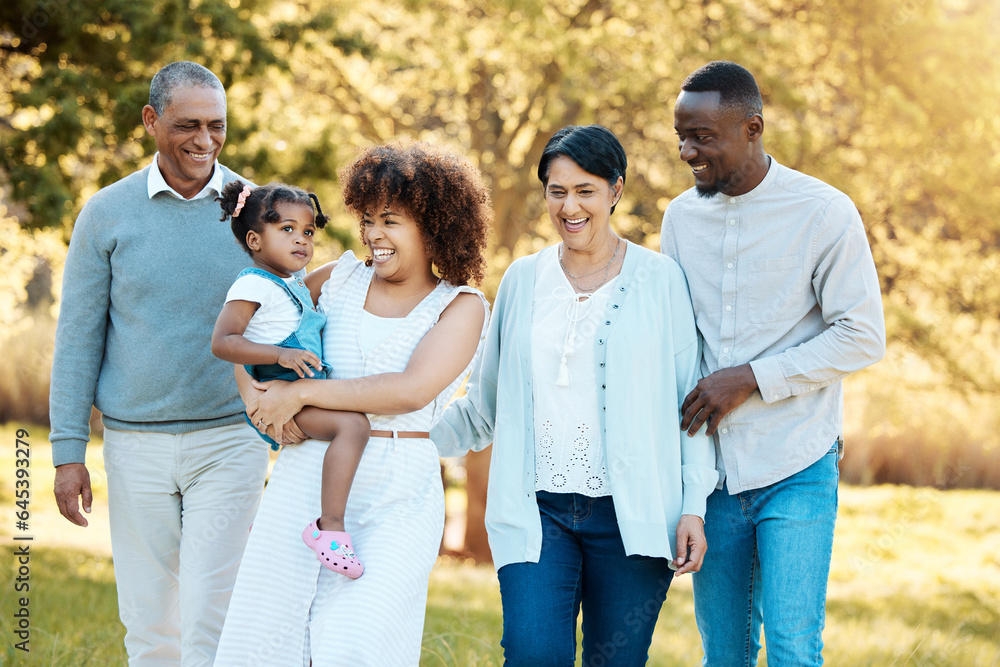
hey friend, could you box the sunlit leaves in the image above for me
[0,0,281,231]
[1,0,998,395]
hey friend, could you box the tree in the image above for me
[3,0,998,552]
[271,0,1000,555]
[268,0,802,282]
[0,0,305,233]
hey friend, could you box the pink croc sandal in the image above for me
[302,520,364,579]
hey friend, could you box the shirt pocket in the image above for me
[748,255,806,324]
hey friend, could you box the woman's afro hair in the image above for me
[339,142,492,286]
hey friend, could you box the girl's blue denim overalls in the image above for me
[239,266,330,450]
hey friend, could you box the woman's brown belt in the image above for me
[369,430,430,439]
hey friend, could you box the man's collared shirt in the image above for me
[147,152,224,201]
[661,157,885,493]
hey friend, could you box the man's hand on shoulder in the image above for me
[53,463,93,527]
[681,364,759,437]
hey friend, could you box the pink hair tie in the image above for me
[232,184,253,217]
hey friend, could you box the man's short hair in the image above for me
[681,61,763,119]
[148,61,226,115]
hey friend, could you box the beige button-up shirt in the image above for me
[661,157,885,493]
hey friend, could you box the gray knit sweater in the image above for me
[49,165,253,466]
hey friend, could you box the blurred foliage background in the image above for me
[1,0,999,495]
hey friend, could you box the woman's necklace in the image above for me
[558,237,622,293]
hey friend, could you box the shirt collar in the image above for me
[147,152,224,201]
[720,155,778,205]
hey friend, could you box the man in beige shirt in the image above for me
[661,60,885,666]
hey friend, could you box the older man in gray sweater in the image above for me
[49,61,268,666]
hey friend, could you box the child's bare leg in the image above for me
[295,407,370,533]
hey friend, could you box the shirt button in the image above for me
[605,320,611,325]
[772,394,780,400]
[600,363,605,367]
[721,428,728,434]
[729,198,737,204]
[598,339,604,344]
[612,304,619,309]
[723,347,730,353]
[619,287,625,292]
[727,262,734,269]
[601,384,606,389]
[728,219,736,226]
[725,305,732,311]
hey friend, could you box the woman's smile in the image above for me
[562,216,589,233]
[371,247,396,262]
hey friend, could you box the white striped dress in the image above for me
[215,251,489,666]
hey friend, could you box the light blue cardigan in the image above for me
[432,242,719,571]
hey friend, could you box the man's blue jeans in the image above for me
[693,444,840,666]
[497,491,675,666]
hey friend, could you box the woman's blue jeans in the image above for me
[693,443,840,666]
[497,491,674,667]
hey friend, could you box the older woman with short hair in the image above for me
[433,124,718,666]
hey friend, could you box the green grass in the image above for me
[423,559,504,666]
[2,425,999,665]
[1,548,121,666]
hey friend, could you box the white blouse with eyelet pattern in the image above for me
[531,247,619,497]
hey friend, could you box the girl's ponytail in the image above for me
[308,193,330,229]
[219,180,251,222]
[220,179,264,255]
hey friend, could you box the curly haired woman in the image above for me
[215,142,492,665]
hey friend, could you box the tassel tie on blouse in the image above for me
[552,284,595,387]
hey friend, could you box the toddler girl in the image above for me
[212,180,368,579]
